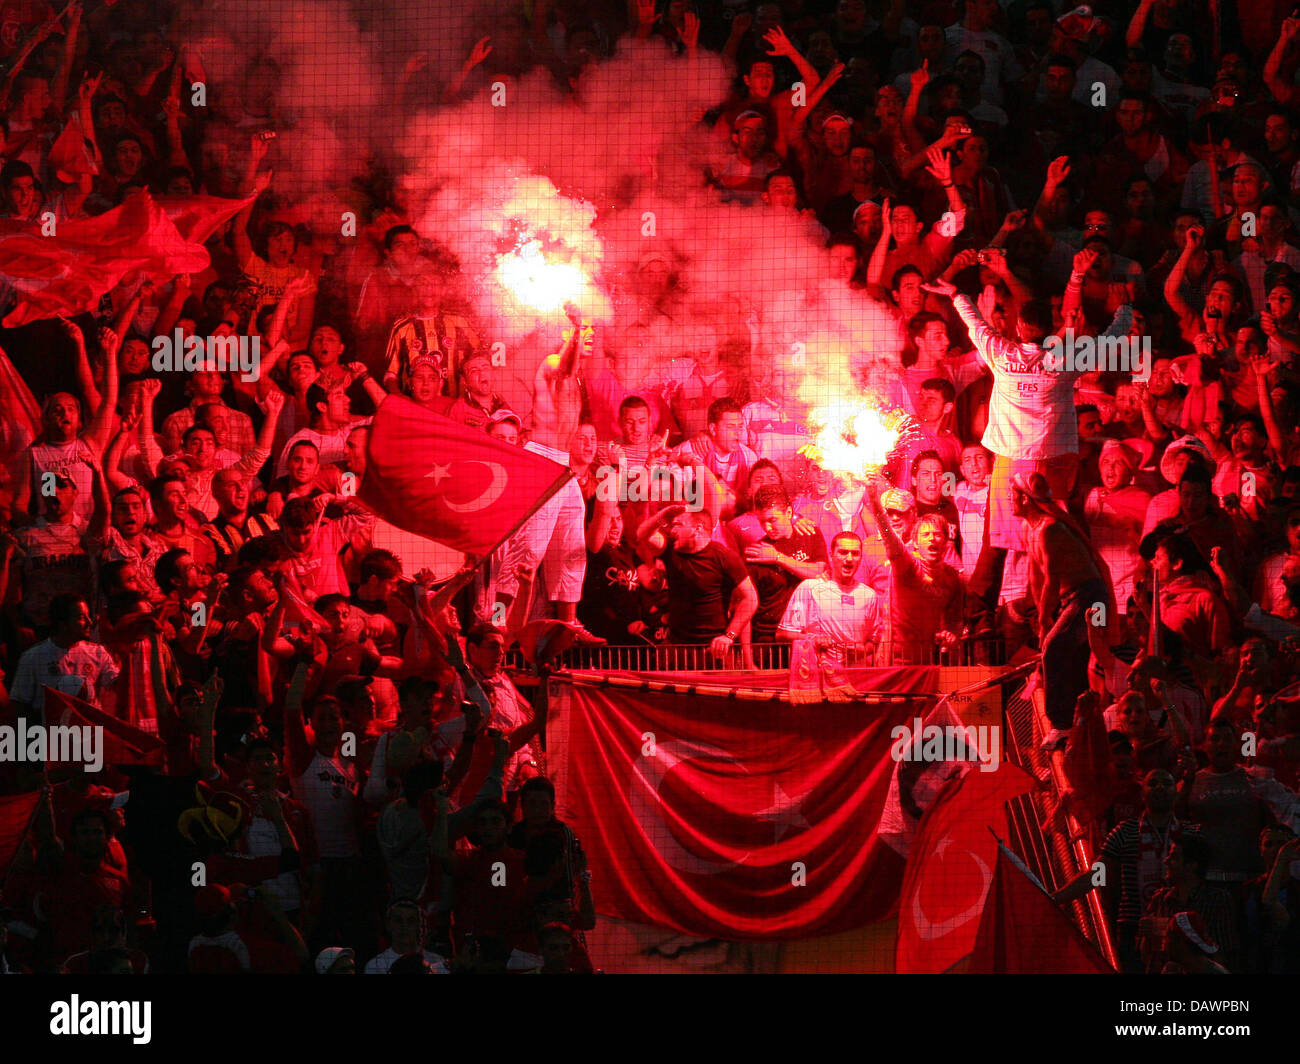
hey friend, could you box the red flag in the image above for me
[45,687,165,768]
[895,761,1035,973]
[970,840,1114,972]
[47,114,99,183]
[156,193,256,245]
[359,395,571,557]
[1060,694,1117,828]
[549,668,937,939]
[0,790,39,877]
[0,191,210,327]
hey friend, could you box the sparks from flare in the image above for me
[805,397,904,476]
[495,239,586,313]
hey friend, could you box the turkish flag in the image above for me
[970,841,1114,973]
[359,395,571,557]
[45,687,166,768]
[895,761,1035,973]
[0,191,210,327]
[549,667,937,939]
[156,193,256,245]
[0,790,39,877]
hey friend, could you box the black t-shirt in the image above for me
[747,530,828,641]
[663,542,749,644]
[579,544,660,645]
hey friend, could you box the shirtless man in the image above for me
[1014,471,1116,751]
[531,302,593,452]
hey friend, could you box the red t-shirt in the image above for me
[451,848,528,948]
[38,854,131,963]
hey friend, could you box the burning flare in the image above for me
[495,238,587,313]
[805,397,904,476]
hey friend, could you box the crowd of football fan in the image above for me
[0,0,1298,975]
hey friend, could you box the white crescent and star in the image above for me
[425,460,508,513]
[630,740,811,876]
[910,833,993,941]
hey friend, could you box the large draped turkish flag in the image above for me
[549,668,937,939]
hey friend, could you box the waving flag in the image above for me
[0,191,210,327]
[895,761,1035,973]
[45,687,165,768]
[0,790,39,877]
[156,192,257,246]
[359,395,571,557]
[970,839,1113,973]
[549,667,937,939]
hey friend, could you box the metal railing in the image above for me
[506,637,1010,674]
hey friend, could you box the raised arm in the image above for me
[84,321,119,457]
[634,503,684,562]
[763,26,820,94]
[50,0,81,117]
[1264,18,1300,105]
[865,474,910,563]
[1125,0,1155,50]
[282,657,315,777]
[790,63,845,133]
[1032,156,1070,241]
[232,139,273,268]
[60,315,101,415]
[866,196,894,288]
[1162,224,1202,323]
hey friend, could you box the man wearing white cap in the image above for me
[706,109,780,206]
[1084,439,1152,613]
[1141,434,1215,539]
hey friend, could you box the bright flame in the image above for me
[805,398,904,477]
[496,239,586,312]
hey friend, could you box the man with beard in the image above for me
[743,485,828,644]
[635,504,758,665]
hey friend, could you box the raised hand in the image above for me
[1045,156,1070,186]
[764,25,797,58]
[468,36,493,67]
[924,144,952,186]
[679,11,700,49]
[910,59,930,93]
[921,278,958,299]
[1072,247,1099,276]
[258,387,286,417]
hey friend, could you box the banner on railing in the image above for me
[548,667,938,939]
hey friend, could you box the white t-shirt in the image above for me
[363,947,449,974]
[778,576,883,651]
[943,25,1022,106]
[276,422,368,477]
[291,751,359,859]
[10,638,120,712]
[953,296,1079,460]
[954,482,988,579]
[29,440,95,523]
